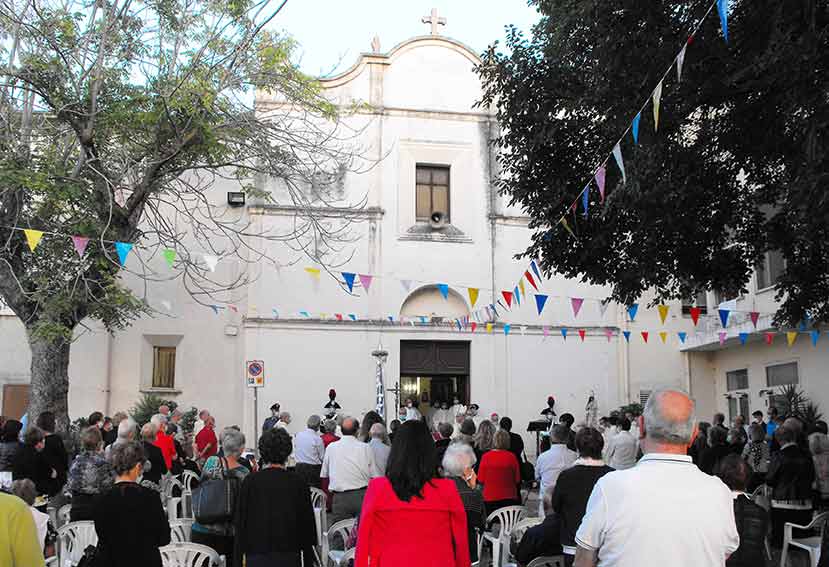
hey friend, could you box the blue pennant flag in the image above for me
[582,185,590,218]
[504,324,511,336]
[799,319,809,332]
[561,328,568,340]
[209,305,221,315]
[739,332,749,345]
[812,330,821,346]
[388,316,394,322]
[348,314,357,321]
[677,332,687,344]
[490,303,499,318]
[514,286,521,306]
[299,311,310,318]
[115,241,133,266]
[437,283,449,300]
[718,309,730,328]
[342,272,356,293]
[419,316,428,324]
[632,112,641,144]
[535,294,548,316]
[530,260,542,281]
[718,0,729,43]
[622,331,631,342]
[627,304,639,322]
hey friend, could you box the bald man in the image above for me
[573,389,739,567]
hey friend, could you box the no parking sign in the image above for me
[246,360,265,388]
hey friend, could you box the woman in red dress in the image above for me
[477,430,521,515]
[355,420,470,567]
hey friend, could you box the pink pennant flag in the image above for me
[750,312,760,328]
[71,236,90,258]
[359,274,373,292]
[595,166,606,203]
[542,326,550,339]
[605,329,614,342]
[570,297,584,318]
[718,332,727,346]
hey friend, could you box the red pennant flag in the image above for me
[335,313,343,321]
[470,322,478,333]
[524,271,539,291]
[690,307,702,326]
[765,332,774,345]
[578,329,586,342]
[501,291,513,308]
[750,312,760,328]
[641,331,649,343]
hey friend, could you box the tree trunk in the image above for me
[26,331,71,436]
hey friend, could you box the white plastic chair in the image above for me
[57,503,72,527]
[502,517,543,567]
[322,518,356,567]
[480,506,526,567]
[180,470,200,518]
[165,476,185,521]
[56,521,98,567]
[170,518,194,543]
[181,470,200,493]
[159,542,220,567]
[526,557,565,567]
[781,512,828,567]
[310,487,328,564]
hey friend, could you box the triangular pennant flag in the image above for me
[765,332,774,345]
[162,248,176,268]
[502,291,513,308]
[470,322,478,333]
[632,112,641,144]
[349,314,357,321]
[739,332,749,345]
[605,329,614,342]
[530,260,542,282]
[519,279,526,299]
[627,304,639,322]
[203,254,219,272]
[486,323,494,334]
[571,297,584,318]
[504,324,511,336]
[491,303,500,318]
[358,274,373,292]
[72,236,90,258]
[612,144,626,184]
[599,300,610,319]
[299,311,310,318]
[659,331,668,344]
[524,271,538,291]
[388,315,394,322]
[677,45,687,82]
[342,272,357,293]
[535,294,549,316]
[811,330,820,346]
[24,229,44,252]
[561,218,575,237]
[468,288,480,308]
[582,185,590,218]
[690,307,702,326]
[750,312,760,328]
[437,284,449,300]
[641,331,649,343]
[787,331,798,347]
[718,0,729,43]
[652,80,663,132]
[513,286,521,306]
[677,332,687,344]
[595,167,607,206]
[623,331,631,342]
[272,308,279,318]
[335,313,343,321]
[210,305,220,315]
[228,305,239,313]
[657,304,669,325]
[304,267,321,280]
[578,329,586,342]
[543,326,550,339]
[718,309,730,328]
[419,316,428,324]
[401,280,413,292]
[520,326,527,336]
[718,332,727,345]
[115,242,133,266]
[561,328,568,340]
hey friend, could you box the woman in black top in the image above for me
[440,442,485,563]
[35,412,68,497]
[93,441,170,567]
[12,427,53,495]
[0,419,23,472]
[234,428,316,567]
[717,454,768,567]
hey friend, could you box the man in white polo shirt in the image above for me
[573,389,739,567]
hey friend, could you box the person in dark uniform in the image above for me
[541,396,557,421]
[323,389,342,416]
[262,403,281,433]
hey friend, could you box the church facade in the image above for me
[0,22,826,454]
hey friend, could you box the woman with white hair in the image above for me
[442,442,485,563]
[192,427,251,558]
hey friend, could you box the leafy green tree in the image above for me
[0,0,362,433]
[479,0,828,325]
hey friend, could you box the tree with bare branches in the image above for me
[0,0,367,433]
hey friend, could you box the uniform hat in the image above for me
[470,404,480,410]
[329,389,336,397]
[270,402,280,411]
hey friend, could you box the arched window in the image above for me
[399,285,469,320]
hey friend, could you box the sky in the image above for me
[272,0,541,77]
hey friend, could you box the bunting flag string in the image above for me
[72,236,90,258]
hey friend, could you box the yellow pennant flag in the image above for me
[658,304,669,325]
[561,218,575,237]
[24,229,44,252]
[659,331,668,344]
[304,267,321,280]
[787,331,798,347]
[486,323,493,334]
[468,288,480,308]
[519,279,526,299]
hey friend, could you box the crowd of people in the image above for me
[3,394,829,566]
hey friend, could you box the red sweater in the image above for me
[154,431,177,470]
[194,427,217,461]
[478,449,521,502]
[355,477,470,567]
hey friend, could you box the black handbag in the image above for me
[192,457,238,524]
[520,451,535,484]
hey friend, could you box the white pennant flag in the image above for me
[612,144,626,184]
[599,300,610,319]
[203,254,219,272]
[677,45,687,83]
[653,80,663,132]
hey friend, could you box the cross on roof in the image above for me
[421,8,446,36]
